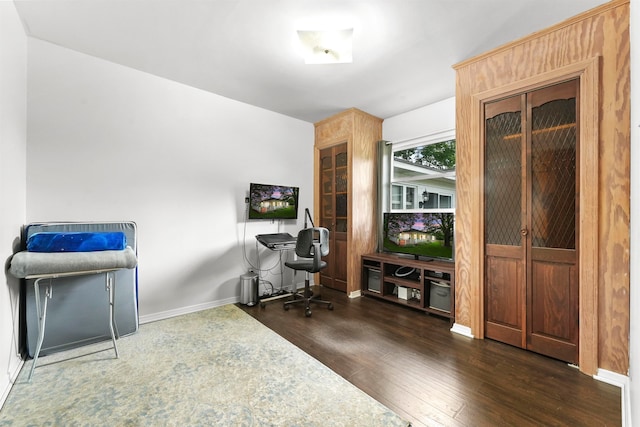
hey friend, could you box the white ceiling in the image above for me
[14,0,608,123]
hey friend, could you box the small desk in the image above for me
[255,232,296,250]
[255,234,297,306]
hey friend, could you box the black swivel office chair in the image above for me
[284,227,334,317]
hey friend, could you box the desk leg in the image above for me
[106,272,119,358]
[108,271,120,339]
[29,278,51,382]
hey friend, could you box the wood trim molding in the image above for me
[468,58,600,375]
[577,57,600,376]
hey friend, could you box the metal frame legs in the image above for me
[28,270,120,381]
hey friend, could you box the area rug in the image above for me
[0,304,410,426]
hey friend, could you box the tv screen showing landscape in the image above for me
[383,212,454,260]
[248,183,299,220]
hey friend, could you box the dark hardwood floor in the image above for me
[239,286,621,427]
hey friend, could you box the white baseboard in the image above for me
[594,368,631,427]
[450,323,474,338]
[0,360,24,410]
[139,297,240,324]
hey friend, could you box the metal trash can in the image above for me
[240,272,258,306]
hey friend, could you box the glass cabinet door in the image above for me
[319,143,348,292]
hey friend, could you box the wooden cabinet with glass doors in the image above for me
[314,108,382,295]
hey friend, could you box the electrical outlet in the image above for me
[245,197,250,203]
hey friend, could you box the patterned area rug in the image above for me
[0,304,410,426]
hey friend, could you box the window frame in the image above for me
[388,129,456,214]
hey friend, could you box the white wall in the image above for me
[0,2,27,406]
[26,38,314,321]
[382,97,455,143]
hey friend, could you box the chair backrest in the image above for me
[295,227,329,259]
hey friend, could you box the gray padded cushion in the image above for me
[9,247,137,278]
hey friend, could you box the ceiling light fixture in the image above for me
[296,28,353,64]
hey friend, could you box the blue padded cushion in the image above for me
[27,232,127,253]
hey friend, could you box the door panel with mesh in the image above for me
[527,81,579,363]
[484,94,525,345]
[485,97,523,247]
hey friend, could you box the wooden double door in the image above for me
[484,80,579,364]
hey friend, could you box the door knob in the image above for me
[520,228,528,236]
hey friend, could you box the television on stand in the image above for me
[248,183,300,220]
[382,212,454,261]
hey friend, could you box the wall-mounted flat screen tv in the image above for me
[383,212,454,261]
[248,183,299,220]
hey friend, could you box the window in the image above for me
[406,187,416,209]
[391,184,418,210]
[391,185,402,209]
[439,194,452,209]
[389,134,456,213]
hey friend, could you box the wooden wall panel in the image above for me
[315,112,352,149]
[453,76,477,331]
[597,4,631,374]
[349,112,382,294]
[453,0,629,375]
